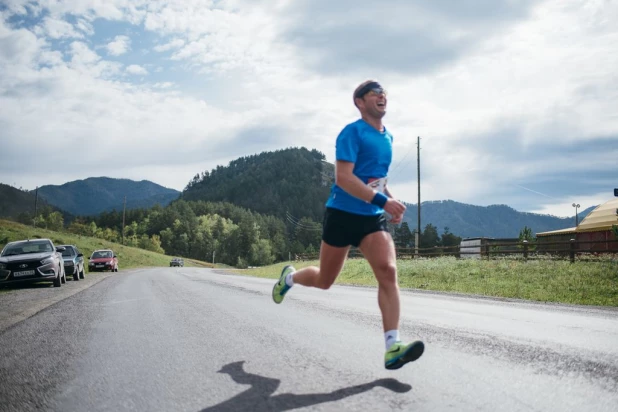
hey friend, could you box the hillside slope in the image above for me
[0,183,68,221]
[182,147,332,222]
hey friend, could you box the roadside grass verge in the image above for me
[0,219,213,276]
[3,219,616,306]
[241,256,618,307]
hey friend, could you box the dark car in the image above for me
[59,245,85,281]
[0,238,66,287]
[170,258,184,267]
[88,249,118,272]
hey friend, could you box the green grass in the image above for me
[0,219,213,271]
[241,256,618,307]
[3,219,616,306]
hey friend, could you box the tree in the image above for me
[46,212,64,231]
[89,221,98,237]
[518,226,535,242]
[394,222,414,248]
[67,220,90,236]
[250,239,275,266]
[440,227,460,246]
[139,234,165,254]
[518,225,536,252]
[420,224,440,249]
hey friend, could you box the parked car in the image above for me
[170,258,184,267]
[0,238,66,287]
[88,249,118,272]
[59,245,85,281]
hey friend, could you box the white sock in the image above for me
[385,330,400,350]
[285,271,295,287]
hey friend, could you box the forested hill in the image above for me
[34,177,180,216]
[182,147,333,221]
[0,184,39,219]
[0,183,70,223]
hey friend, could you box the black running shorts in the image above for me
[322,207,388,247]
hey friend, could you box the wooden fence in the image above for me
[294,238,618,263]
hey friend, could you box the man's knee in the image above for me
[375,262,398,286]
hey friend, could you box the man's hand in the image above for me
[389,213,404,224]
[384,198,406,223]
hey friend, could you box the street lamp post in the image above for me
[572,203,580,226]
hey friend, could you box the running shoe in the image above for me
[384,340,425,370]
[272,265,295,304]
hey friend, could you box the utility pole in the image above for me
[122,196,126,245]
[415,136,421,256]
[33,186,38,228]
[212,250,215,264]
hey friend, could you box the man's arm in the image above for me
[336,161,406,220]
[335,161,377,202]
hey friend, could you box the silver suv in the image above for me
[0,238,66,287]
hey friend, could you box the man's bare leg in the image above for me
[360,230,424,369]
[291,242,350,290]
[359,231,399,332]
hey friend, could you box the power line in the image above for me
[388,141,416,180]
[286,212,322,231]
[286,212,320,228]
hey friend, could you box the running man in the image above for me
[272,80,424,370]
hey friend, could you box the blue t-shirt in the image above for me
[325,119,393,215]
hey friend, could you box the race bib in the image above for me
[367,177,387,193]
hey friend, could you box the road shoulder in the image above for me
[0,271,117,332]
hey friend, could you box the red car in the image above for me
[88,249,119,272]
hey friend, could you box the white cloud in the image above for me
[106,35,131,56]
[36,17,83,39]
[152,82,174,89]
[0,13,47,67]
[75,18,95,36]
[530,192,613,219]
[6,0,145,22]
[153,38,185,52]
[126,64,147,75]
[70,41,100,64]
[0,0,617,219]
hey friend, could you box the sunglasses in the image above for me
[355,82,388,99]
[366,88,387,97]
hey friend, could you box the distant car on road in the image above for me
[88,249,118,272]
[59,245,85,281]
[0,238,66,287]
[170,258,184,267]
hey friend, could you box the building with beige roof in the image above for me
[537,198,618,253]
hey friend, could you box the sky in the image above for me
[0,0,616,218]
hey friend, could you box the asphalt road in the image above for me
[1,267,617,412]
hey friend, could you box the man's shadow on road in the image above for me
[201,361,412,412]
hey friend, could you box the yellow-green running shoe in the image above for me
[272,265,295,304]
[384,340,425,370]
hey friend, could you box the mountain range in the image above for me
[0,148,598,238]
[32,177,180,216]
[400,200,594,238]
